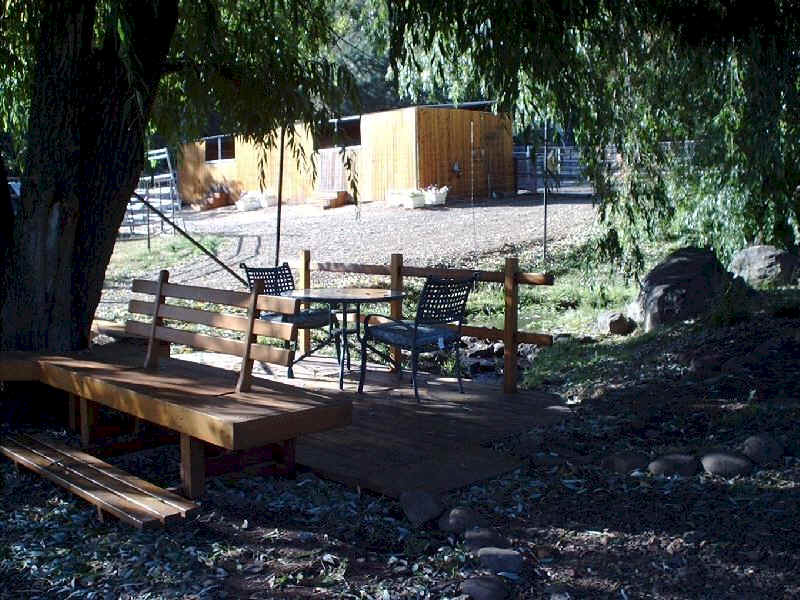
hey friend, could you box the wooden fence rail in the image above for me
[291,250,553,393]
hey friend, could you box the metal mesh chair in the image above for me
[358,274,477,401]
[240,262,337,377]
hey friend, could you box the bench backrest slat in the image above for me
[132,279,298,314]
[125,322,293,367]
[128,300,296,341]
[127,272,300,391]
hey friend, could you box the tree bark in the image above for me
[0,0,178,352]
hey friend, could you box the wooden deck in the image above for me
[5,342,568,500]
[253,356,569,498]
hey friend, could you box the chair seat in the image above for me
[367,320,459,349]
[261,308,333,329]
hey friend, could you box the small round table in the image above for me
[282,288,405,388]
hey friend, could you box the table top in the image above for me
[282,288,405,303]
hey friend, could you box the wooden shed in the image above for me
[178,105,513,207]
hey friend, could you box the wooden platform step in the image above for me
[0,433,198,528]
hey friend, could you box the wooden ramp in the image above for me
[0,433,198,528]
[257,356,570,498]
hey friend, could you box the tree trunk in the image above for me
[0,0,177,352]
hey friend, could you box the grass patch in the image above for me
[105,234,223,282]
[523,331,659,390]
[466,238,678,335]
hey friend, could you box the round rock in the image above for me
[648,454,700,477]
[742,434,783,465]
[603,450,650,474]
[477,547,524,574]
[460,575,509,600]
[464,527,510,551]
[438,506,486,534]
[399,491,444,527]
[700,452,753,477]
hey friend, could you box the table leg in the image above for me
[339,304,347,389]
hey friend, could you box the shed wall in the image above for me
[178,127,316,207]
[416,108,514,200]
[358,107,418,203]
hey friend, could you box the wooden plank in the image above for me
[236,280,262,393]
[0,435,162,528]
[403,265,504,283]
[144,270,169,369]
[132,280,299,314]
[128,301,295,341]
[125,321,293,367]
[37,359,238,448]
[16,434,197,520]
[312,262,391,276]
[180,434,205,499]
[227,391,352,450]
[308,262,550,287]
[517,272,554,285]
[504,257,519,393]
[37,356,351,451]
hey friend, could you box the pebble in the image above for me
[477,547,524,573]
[648,454,700,476]
[742,434,783,465]
[438,506,486,534]
[460,575,509,600]
[464,527,511,551]
[399,491,444,527]
[603,450,650,474]
[700,452,753,477]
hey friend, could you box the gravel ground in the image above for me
[98,194,596,321]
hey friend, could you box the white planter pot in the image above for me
[388,189,425,208]
[423,190,448,206]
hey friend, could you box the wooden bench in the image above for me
[0,270,352,522]
[0,432,198,528]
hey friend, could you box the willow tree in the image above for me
[386,0,800,270]
[0,0,356,352]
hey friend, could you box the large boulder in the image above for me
[635,247,736,332]
[728,245,799,287]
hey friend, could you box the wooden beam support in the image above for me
[180,434,205,499]
[144,270,169,369]
[299,249,311,355]
[68,394,79,432]
[79,397,96,448]
[503,257,519,394]
[390,253,403,372]
[236,280,263,393]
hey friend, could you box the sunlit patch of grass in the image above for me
[105,234,223,282]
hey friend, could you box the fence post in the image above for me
[299,249,311,355]
[503,257,519,393]
[390,253,403,372]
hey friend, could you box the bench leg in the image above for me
[79,398,96,448]
[68,394,80,432]
[180,434,205,499]
[280,438,296,478]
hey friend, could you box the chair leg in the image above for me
[284,340,294,379]
[358,338,368,393]
[411,351,420,403]
[455,346,464,393]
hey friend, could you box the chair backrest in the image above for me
[415,275,477,326]
[126,270,300,392]
[240,262,295,294]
